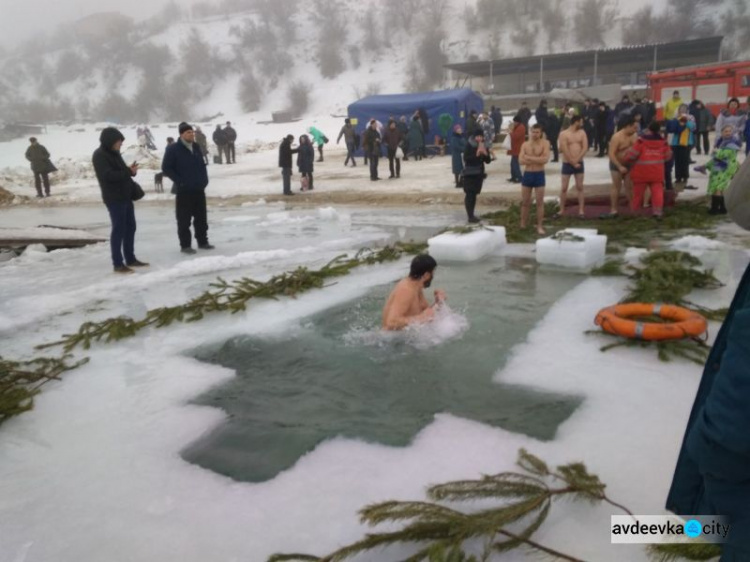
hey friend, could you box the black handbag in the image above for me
[461,165,483,177]
[131,181,145,201]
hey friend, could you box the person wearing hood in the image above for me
[92,127,148,273]
[623,120,672,219]
[408,116,425,161]
[279,134,300,195]
[297,134,315,191]
[715,98,748,142]
[666,154,750,559]
[695,126,742,215]
[224,121,237,164]
[382,119,404,179]
[336,118,357,167]
[162,122,213,254]
[308,126,328,162]
[461,128,492,223]
[450,124,467,188]
[25,137,55,198]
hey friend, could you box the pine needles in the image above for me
[267,449,632,562]
[648,543,723,561]
[0,355,89,423]
[3,243,425,425]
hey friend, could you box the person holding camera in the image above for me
[92,127,148,274]
[462,128,492,223]
[667,104,696,188]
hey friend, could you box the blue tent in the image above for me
[347,89,484,150]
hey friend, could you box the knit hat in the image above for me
[453,124,462,133]
[178,122,194,135]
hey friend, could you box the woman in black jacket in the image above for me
[462,128,492,223]
[92,127,148,273]
[297,135,315,191]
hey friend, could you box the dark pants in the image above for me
[369,153,379,179]
[281,167,292,194]
[34,172,50,196]
[696,132,710,154]
[345,141,356,166]
[387,148,401,177]
[549,136,559,161]
[317,144,324,161]
[463,176,484,219]
[597,132,608,156]
[665,161,674,191]
[510,156,522,181]
[673,146,690,183]
[227,142,236,163]
[106,201,136,268]
[176,190,208,249]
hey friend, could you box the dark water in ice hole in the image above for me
[183,256,585,483]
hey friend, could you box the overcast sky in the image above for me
[0,0,663,50]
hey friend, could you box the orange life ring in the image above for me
[595,303,707,341]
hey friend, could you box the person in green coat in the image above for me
[307,126,328,162]
[408,117,425,161]
[25,137,55,198]
[695,129,741,215]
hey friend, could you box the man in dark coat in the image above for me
[546,110,562,162]
[614,95,633,119]
[162,122,213,254]
[212,125,227,164]
[491,106,503,135]
[92,127,148,273]
[517,102,532,127]
[25,137,54,198]
[224,121,237,164]
[278,134,299,196]
[336,118,357,167]
[595,102,610,157]
[667,156,750,560]
[535,100,549,135]
[363,119,382,181]
[296,134,315,190]
[382,119,404,179]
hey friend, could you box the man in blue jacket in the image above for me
[667,155,750,560]
[162,122,214,254]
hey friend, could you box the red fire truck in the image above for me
[649,60,750,119]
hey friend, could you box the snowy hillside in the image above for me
[1,0,747,128]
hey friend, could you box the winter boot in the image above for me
[708,195,720,215]
[717,195,727,215]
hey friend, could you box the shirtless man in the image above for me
[556,115,588,218]
[382,254,446,331]
[604,115,639,217]
[519,123,551,235]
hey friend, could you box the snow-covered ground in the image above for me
[0,197,748,561]
[0,119,719,204]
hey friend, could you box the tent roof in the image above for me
[350,88,480,109]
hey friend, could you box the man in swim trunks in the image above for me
[557,115,588,218]
[603,115,638,217]
[382,254,446,331]
[519,123,551,235]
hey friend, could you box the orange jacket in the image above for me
[508,123,526,156]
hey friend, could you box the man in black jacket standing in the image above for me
[224,121,237,164]
[162,122,213,254]
[279,134,299,196]
[212,125,227,164]
[25,137,55,198]
[92,127,148,273]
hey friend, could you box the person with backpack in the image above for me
[297,134,315,191]
[336,118,357,167]
[308,126,328,162]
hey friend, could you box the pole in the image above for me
[593,51,598,85]
[540,57,544,93]
[653,45,658,72]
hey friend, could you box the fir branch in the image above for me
[647,543,723,561]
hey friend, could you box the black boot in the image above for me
[717,195,727,215]
[708,195,720,215]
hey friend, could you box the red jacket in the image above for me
[624,133,672,184]
[508,123,526,156]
